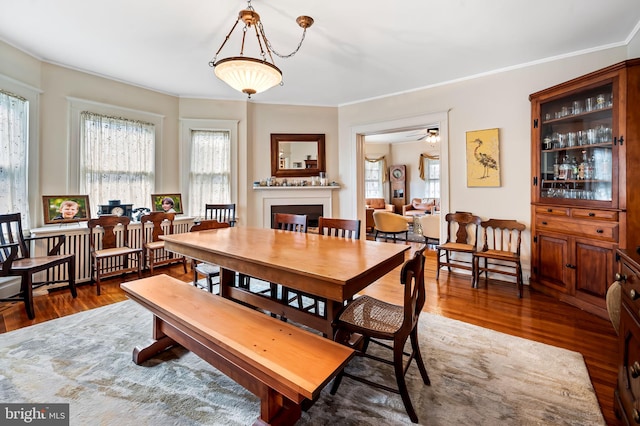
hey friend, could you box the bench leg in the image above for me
[132,316,178,365]
[253,386,301,426]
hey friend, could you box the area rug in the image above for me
[0,300,604,425]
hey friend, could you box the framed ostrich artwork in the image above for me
[466,128,501,187]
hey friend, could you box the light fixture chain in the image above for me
[258,21,308,59]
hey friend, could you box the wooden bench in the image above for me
[121,274,354,426]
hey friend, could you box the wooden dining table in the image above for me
[161,226,410,336]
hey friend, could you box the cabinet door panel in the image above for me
[619,305,640,421]
[537,233,570,292]
[575,237,614,300]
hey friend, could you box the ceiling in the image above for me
[1,1,639,108]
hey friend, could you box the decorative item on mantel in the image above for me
[253,176,339,188]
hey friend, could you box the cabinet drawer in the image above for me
[535,217,618,241]
[572,209,618,221]
[621,262,640,317]
[535,206,569,217]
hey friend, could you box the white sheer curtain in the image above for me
[364,156,386,198]
[80,112,155,215]
[188,130,231,218]
[0,90,29,227]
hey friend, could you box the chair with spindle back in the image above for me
[436,211,481,284]
[140,211,187,275]
[205,204,236,227]
[472,219,526,298]
[190,219,231,293]
[317,217,361,240]
[87,215,142,296]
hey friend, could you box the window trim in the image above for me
[179,118,239,215]
[68,97,165,192]
[0,73,42,229]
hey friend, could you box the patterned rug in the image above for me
[0,300,604,425]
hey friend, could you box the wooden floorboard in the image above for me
[0,242,621,425]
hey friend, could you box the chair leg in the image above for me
[393,339,419,423]
[410,328,430,385]
[67,257,77,298]
[22,272,35,320]
[516,261,523,298]
[181,257,187,273]
[192,260,199,286]
[472,255,478,288]
[436,249,441,279]
[136,252,142,278]
[95,259,102,296]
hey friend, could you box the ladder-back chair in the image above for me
[473,219,526,298]
[87,215,142,295]
[0,213,77,319]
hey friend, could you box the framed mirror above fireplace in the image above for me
[271,133,326,178]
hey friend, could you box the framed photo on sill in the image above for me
[466,128,501,187]
[42,195,91,224]
[151,193,183,214]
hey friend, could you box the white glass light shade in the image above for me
[213,57,282,96]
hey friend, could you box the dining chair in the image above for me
[436,211,481,284]
[317,217,361,240]
[0,213,77,319]
[190,219,231,293]
[140,212,187,275]
[372,211,409,242]
[472,219,526,298]
[0,243,23,312]
[205,203,236,227]
[87,215,142,295]
[272,213,315,314]
[414,213,441,246]
[330,246,430,423]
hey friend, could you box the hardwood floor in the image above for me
[0,243,620,425]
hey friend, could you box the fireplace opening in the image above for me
[271,204,324,229]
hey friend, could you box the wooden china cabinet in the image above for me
[529,59,640,321]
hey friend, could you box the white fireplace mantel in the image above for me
[253,185,340,228]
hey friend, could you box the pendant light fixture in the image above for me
[209,0,314,98]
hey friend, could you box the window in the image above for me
[188,130,231,218]
[180,118,238,218]
[80,112,155,215]
[365,158,384,198]
[0,90,29,226]
[424,158,440,199]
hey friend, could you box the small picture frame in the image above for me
[42,195,91,224]
[151,193,183,214]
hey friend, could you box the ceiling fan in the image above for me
[407,128,440,142]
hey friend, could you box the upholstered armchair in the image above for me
[402,198,440,217]
[365,198,394,231]
[365,198,394,212]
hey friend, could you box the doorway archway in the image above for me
[350,112,449,236]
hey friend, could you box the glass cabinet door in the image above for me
[538,83,615,204]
